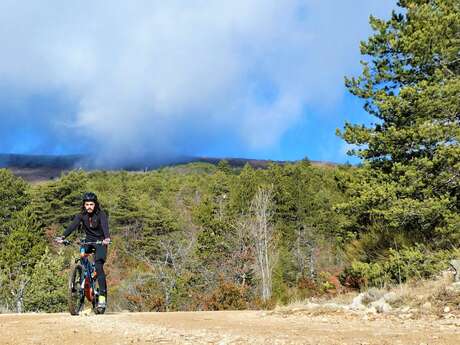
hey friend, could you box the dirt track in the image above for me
[1,311,460,345]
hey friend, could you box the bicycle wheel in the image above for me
[94,304,106,314]
[68,264,85,315]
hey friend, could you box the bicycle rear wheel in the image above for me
[68,264,85,315]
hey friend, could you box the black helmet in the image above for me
[82,192,98,203]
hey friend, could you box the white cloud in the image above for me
[0,0,395,165]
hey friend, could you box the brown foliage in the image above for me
[203,279,250,311]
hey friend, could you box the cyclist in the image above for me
[56,192,111,309]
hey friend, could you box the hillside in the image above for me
[1,153,338,182]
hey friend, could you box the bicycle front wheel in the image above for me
[68,264,85,315]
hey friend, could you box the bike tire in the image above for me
[68,264,85,315]
[94,306,106,315]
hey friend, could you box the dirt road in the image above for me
[1,311,459,345]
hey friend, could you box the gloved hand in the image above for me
[102,237,111,245]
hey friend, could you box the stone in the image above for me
[323,303,342,310]
[421,302,432,311]
[401,306,411,313]
[383,292,398,304]
[449,259,460,282]
[366,306,377,314]
[451,282,460,292]
[444,306,450,313]
[305,302,320,309]
[365,288,383,302]
[370,297,392,313]
[349,293,366,310]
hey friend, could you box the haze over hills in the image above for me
[0,153,338,182]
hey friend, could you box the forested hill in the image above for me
[0,153,337,182]
[1,158,455,314]
[0,161,350,312]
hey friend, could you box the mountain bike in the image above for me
[56,238,108,315]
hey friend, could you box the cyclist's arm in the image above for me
[100,211,110,239]
[62,214,82,238]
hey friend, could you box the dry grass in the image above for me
[275,272,459,318]
[383,273,454,307]
[0,305,11,314]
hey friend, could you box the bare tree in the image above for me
[294,224,317,280]
[248,186,276,302]
[154,238,192,311]
[230,217,255,287]
[127,234,194,311]
[1,268,30,313]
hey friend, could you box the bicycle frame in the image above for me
[79,248,97,302]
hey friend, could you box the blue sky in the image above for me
[0,1,396,166]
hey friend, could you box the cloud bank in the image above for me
[0,1,394,166]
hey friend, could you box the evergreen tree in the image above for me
[31,170,88,228]
[111,172,144,233]
[217,160,232,174]
[337,0,460,255]
[0,169,29,235]
[23,248,67,312]
[229,164,259,215]
[0,207,46,312]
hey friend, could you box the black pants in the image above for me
[82,243,108,296]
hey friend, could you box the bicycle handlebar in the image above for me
[55,238,110,246]
[79,240,105,245]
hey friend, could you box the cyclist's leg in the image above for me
[94,244,108,297]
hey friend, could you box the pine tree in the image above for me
[217,160,232,174]
[337,0,460,254]
[111,172,144,234]
[23,248,67,312]
[0,169,29,234]
[0,207,46,312]
[31,170,88,227]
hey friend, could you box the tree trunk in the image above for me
[249,186,275,302]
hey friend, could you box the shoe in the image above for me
[97,295,106,308]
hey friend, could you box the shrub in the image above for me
[24,249,67,313]
[340,245,455,288]
[204,280,251,310]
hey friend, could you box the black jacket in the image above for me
[63,210,110,241]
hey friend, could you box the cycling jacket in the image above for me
[63,210,110,241]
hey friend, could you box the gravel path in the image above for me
[1,311,459,345]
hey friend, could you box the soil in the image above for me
[1,310,459,345]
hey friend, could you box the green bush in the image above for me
[340,245,455,288]
[340,261,386,289]
[384,246,453,283]
[24,249,67,312]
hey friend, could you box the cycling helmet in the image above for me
[82,192,98,202]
